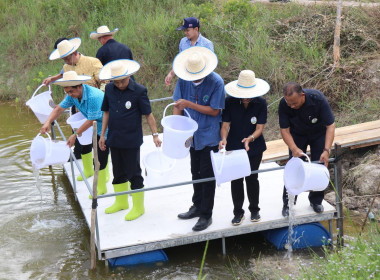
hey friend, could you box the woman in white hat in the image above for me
[219,70,270,226]
[98,59,162,221]
[40,71,110,196]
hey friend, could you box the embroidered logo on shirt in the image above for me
[311,118,318,124]
[203,95,209,103]
[251,116,257,124]
[125,101,131,109]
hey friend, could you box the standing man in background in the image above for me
[278,82,335,216]
[164,17,214,86]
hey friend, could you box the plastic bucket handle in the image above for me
[31,84,51,99]
[217,146,226,174]
[300,152,311,163]
[163,102,192,120]
[36,132,52,158]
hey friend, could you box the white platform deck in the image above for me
[63,134,336,260]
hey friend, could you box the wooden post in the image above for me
[334,143,344,247]
[90,121,100,270]
[333,0,343,67]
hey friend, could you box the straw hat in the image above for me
[225,70,270,98]
[49,38,81,60]
[172,46,218,81]
[99,59,140,81]
[53,71,91,87]
[90,25,119,40]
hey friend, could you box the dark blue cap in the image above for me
[176,17,200,30]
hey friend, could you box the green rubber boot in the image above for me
[105,182,130,214]
[125,188,145,221]
[89,168,108,199]
[77,152,94,181]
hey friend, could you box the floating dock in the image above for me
[63,134,336,260]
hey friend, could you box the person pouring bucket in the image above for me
[219,70,269,226]
[98,59,161,221]
[40,71,110,196]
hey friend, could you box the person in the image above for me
[164,17,214,86]
[42,37,68,86]
[89,25,134,66]
[40,71,109,196]
[98,59,162,221]
[219,70,269,226]
[278,82,335,216]
[173,46,225,231]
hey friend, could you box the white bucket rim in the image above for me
[143,150,176,173]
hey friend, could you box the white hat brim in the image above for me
[172,46,218,81]
[49,38,81,61]
[225,78,270,98]
[90,28,119,40]
[99,59,140,81]
[53,74,91,87]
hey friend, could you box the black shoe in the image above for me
[178,206,201,220]
[231,213,245,226]
[310,203,324,213]
[250,211,261,222]
[282,205,289,217]
[192,217,212,231]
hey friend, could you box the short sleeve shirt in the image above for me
[222,96,267,156]
[59,84,105,136]
[96,39,133,65]
[179,33,214,52]
[278,89,335,138]
[173,72,225,150]
[101,79,151,149]
[63,54,103,88]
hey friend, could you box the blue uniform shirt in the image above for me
[60,84,105,136]
[278,89,335,138]
[222,96,267,157]
[101,79,151,149]
[179,33,214,52]
[173,72,225,150]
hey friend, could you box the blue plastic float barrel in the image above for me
[108,249,168,267]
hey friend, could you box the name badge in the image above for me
[251,116,257,124]
[125,101,131,109]
[311,118,318,124]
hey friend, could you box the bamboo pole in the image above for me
[359,181,380,235]
[333,0,343,67]
[334,143,344,247]
[90,121,100,270]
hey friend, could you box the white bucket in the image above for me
[143,150,177,187]
[26,84,55,124]
[66,112,93,145]
[210,149,251,186]
[30,133,71,169]
[161,103,198,159]
[284,153,330,196]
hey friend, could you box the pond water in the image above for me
[0,101,359,280]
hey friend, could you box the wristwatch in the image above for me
[152,132,159,137]
[323,148,330,153]
[250,134,255,142]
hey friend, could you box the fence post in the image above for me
[334,143,344,247]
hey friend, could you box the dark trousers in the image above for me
[190,145,219,219]
[110,147,144,189]
[81,135,109,170]
[231,153,263,216]
[283,132,325,206]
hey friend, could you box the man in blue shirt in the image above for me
[278,82,335,216]
[99,59,161,221]
[40,71,109,196]
[220,70,270,226]
[172,46,225,231]
[165,17,214,86]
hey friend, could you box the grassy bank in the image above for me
[1,0,379,138]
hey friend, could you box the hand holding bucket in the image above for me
[284,153,330,196]
[161,103,198,159]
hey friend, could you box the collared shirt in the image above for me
[179,33,214,52]
[96,39,133,65]
[222,96,267,156]
[278,89,335,137]
[60,84,105,136]
[63,54,103,88]
[101,79,151,149]
[173,72,225,150]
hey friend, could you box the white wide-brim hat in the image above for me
[99,59,140,81]
[53,71,91,87]
[225,70,270,98]
[90,25,119,40]
[172,46,218,81]
[49,38,81,60]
